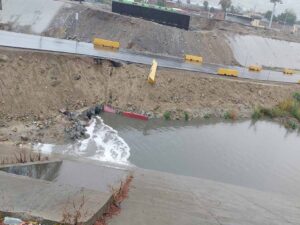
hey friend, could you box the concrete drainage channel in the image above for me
[0,160,131,225]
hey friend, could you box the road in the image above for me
[0,30,299,84]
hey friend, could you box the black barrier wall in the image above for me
[112,1,190,30]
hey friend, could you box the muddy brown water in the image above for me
[100,113,300,197]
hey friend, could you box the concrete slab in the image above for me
[0,171,112,224]
[0,0,65,33]
[109,168,300,225]
[50,159,131,192]
[0,160,62,180]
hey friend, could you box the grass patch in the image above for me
[252,107,263,120]
[184,112,189,121]
[285,120,298,130]
[204,113,211,119]
[163,111,171,120]
[252,92,300,126]
[293,92,300,102]
[224,110,238,120]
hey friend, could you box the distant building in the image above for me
[213,10,225,20]
[147,0,158,4]
[226,13,253,25]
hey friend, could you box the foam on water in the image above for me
[34,117,130,164]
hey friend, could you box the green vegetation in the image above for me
[277,9,297,25]
[293,92,300,102]
[265,8,297,25]
[204,113,211,119]
[163,111,171,120]
[252,93,300,128]
[184,112,189,121]
[286,120,298,130]
[224,110,237,120]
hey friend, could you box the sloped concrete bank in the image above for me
[228,34,300,70]
[108,168,300,225]
[0,160,117,225]
[1,160,300,225]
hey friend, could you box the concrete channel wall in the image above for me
[0,160,62,181]
[0,160,114,225]
[228,34,300,70]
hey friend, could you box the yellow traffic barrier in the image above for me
[249,65,262,72]
[283,68,294,75]
[185,54,203,63]
[93,38,120,49]
[148,59,158,84]
[217,68,239,77]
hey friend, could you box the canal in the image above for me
[37,113,300,197]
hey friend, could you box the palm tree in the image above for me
[219,0,231,12]
[219,0,231,19]
[269,0,283,28]
[203,1,209,11]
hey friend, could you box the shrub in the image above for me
[224,110,238,120]
[291,106,300,121]
[184,112,189,121]
[271,107,286,117]
[286,120,298,130]
[278,99,294,112]
[259,107,274,118]
[163,111,171,120]
[293,92,300,102]
[252,108,262,120]
[204,113,211,119]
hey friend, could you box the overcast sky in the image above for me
[191,0,300,17]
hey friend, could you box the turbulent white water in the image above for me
[34,117,131,164]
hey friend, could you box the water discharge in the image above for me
[34,117,130,164]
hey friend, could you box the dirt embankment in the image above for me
[43,4,236,65]
[0,48,300,145]
[0,48,299,120]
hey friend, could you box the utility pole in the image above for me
[0,0,2,10]
[268,2,276,28]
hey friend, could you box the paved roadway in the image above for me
[0,30,299,84]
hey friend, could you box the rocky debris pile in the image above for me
[63,104,104,140]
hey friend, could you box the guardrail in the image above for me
[93,38,120,49]
[185,54,203,63]
[217,68,239,77]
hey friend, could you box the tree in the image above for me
[265,10,273,20]
[229,5,242,14]
[277,9,297,25]
[219,0,231,12]
[269,0,283,28]
[203,1,209,11]
[265,10,278,22]
[0,0,2,10]
[157,0,166,7]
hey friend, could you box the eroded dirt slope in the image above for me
[0,48,299,122]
